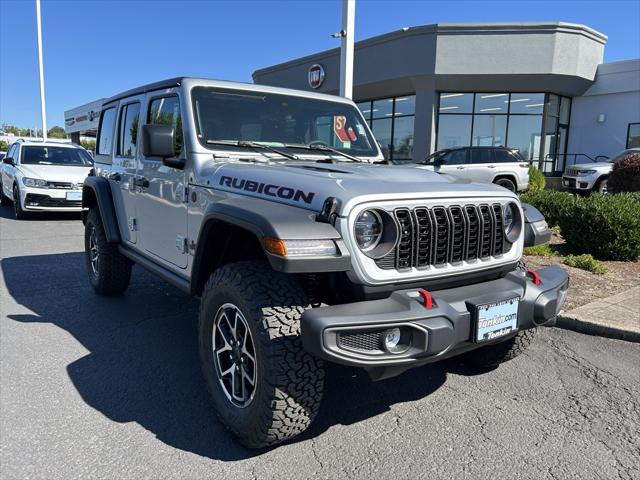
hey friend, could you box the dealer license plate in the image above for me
[66,191,82,201]
[475,297,519,342]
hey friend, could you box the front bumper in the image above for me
[20,187,83,211]
[301,266,569,374]
[562,175,597,191]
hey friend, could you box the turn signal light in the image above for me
[263,237,288,257]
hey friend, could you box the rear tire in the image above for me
[198,261,324,448]
[84,208,132,295]
[461,328,537,368]
[494,177,517,192]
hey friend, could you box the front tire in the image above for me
[199,261,324,448]
[0,187,10,206]
[84,208,132,295]
[461,328,537,368]
[596,178,608,194]
[12,185,28,219]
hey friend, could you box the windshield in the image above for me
[21,146,93,166]
[192,86,378,158]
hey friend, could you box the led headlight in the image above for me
[355,210,382,251]
[263,237,337,257]
[578,170,597,175]
[502,202,522,243]
[22,177,48,188]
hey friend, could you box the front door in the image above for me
[436,149,469,179]
[136,92,188,269]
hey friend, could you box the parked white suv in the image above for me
[414,146,529,192]
[0,140,93,218]
[562,148,640,194]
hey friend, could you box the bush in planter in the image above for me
[527,165,546,192]
[519,189,575,228]
[608,153,640,193]
[558,193,640,261]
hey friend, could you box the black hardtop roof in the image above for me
[103,77,184,106]
[437,146,518,152]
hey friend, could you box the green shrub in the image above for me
[558,193,640,261]
[519,189,575,227]
[563,254,608,274]
[523,243,555,257]
[527,165,546,192]
[608,153,640,193]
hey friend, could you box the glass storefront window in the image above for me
[371,117,392,158]
[627,123,640,148]
[439,93,473,113]
[372,98,393,119]
[474,93,508,114]
[509,93,544,114]
[559,96,571,124]
[506,115,543,161]
[472,115,507,146]
[392,115,414,159]
[437,115,472,148]
[357,102,372,122]
[393,95,415,116]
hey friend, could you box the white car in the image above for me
[0,140,93,218]
[413,146,529,192]
[562,148,640,194]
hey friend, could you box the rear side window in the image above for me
[470,149,493,164]
[443,149,467,165]
[494,150,518,163]
[97,107,117,155]
[147,96,183,156]
[118,103,141,157]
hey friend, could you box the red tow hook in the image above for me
[527,270,541,286]
[417,288,433,309]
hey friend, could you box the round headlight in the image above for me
[502,202,521,243]
[355,210,382,251]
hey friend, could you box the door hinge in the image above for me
[128,218,137,231]
[176,235,188,254]
[183,186,189,204]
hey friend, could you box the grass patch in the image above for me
[563,254,608,274]
[523,243,555,257]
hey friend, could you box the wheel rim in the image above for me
[600,180,608,194]
[89,227,99,276]
[212,303,257,408]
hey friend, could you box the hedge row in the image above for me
[520,190,640,261]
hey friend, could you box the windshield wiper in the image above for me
[284,143,364,163]
[206,140,299,161]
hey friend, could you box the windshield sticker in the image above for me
[219,175,316,205]
[333,115,358,143]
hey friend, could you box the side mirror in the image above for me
[3,157,15,166]
[434,158,444,166]
[141,124,184,169]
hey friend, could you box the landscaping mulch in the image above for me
[523,231,640,310]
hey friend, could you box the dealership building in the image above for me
[253,22,640,177]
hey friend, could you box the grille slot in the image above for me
[375,203,507,271]
[337,331,383,352]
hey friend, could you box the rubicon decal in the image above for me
[220,176,316,204]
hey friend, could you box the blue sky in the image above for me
[1,0,639,129]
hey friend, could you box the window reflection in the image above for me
[437,115,472,148]
[474,93,508,114]
[472,115,507,146]
[439,93,473,113]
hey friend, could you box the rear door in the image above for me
[136,91,188,269]
[466,148,496,183]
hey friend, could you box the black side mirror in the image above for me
[141,124,184,169]
[3,157,15,166]
[434,158,444,166]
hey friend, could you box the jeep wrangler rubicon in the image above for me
[82,78,569,448]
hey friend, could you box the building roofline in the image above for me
[252,22,607,78]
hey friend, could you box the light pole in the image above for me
[338,0,355,99]
[35,0,47,140]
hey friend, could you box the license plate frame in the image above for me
[66,191,82,201]
[474,297,519,343]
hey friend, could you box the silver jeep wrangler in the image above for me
[82,77,569,448]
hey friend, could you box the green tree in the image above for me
[47,125,67,138]
[0,139,8,152]
[80,139,96,152]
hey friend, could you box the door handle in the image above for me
[109,172,121,182]
[134,177,149,188]
[456,166,465,169]
[488,165,496,168]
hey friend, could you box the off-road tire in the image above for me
[461,328,537,368]
[12,185,29,219]
[494,177,517,192]
[199,261,324,448]
[84,208,132,295]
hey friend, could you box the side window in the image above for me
[8,144,18,160]
[97,107,117,155]
[494,150,516,163]
[443,149,467,165]
[147,96,183,156]
[470,149,493,164]
[117,103,141,157]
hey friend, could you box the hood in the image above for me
[570,162,612,171]
[18,164,93,184]
[205,161,516,214]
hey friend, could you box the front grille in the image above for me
[566,168,580,176]
[25,194,81,207]
[337,331,383,352]
[375,203,508,271]
[46,181,75,189]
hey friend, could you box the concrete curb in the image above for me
[556,314,640,343]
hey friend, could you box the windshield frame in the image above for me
[190,86,381,159]
[20,145,94,167]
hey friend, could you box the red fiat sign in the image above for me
[308,64,325,89]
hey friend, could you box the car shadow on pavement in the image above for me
[0,204,81,221]
[2,252,476,460]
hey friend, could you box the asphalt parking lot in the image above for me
[1,206,639,480]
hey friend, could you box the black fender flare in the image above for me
[191,196,351,286]
[82,176,121,243]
